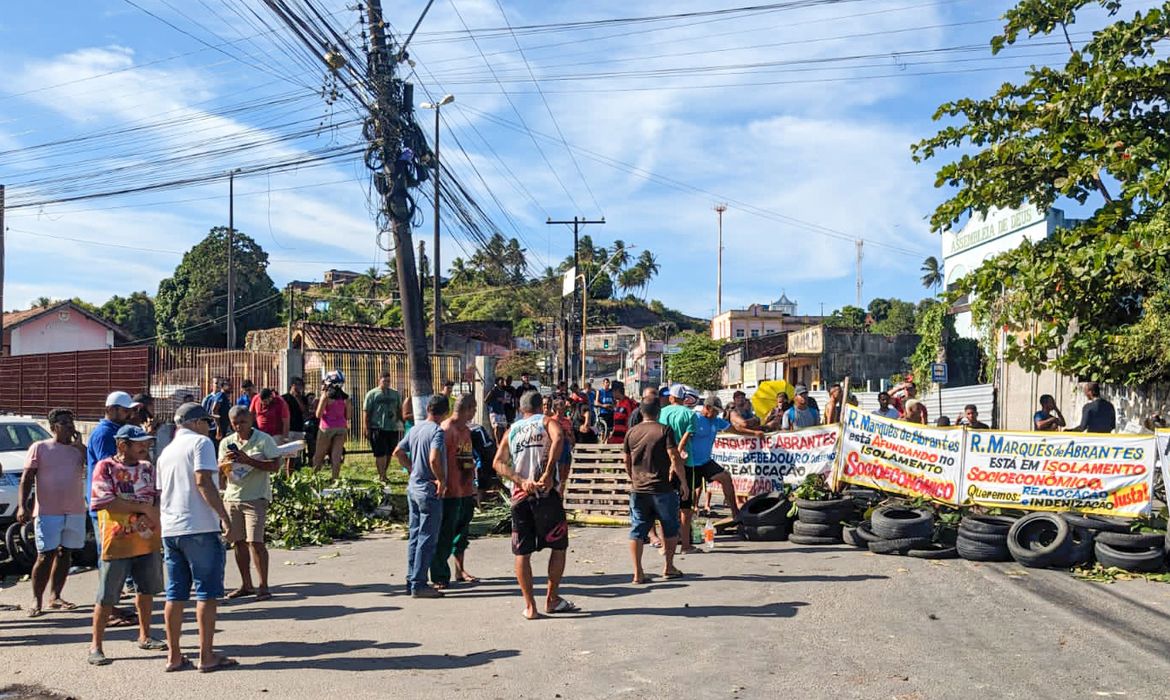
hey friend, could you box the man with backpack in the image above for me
[781,386,820,431]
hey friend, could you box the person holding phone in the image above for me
[218,406,281,601]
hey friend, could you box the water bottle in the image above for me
[702,520,715,551]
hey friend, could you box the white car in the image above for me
[0,417,52,525]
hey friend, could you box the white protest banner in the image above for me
[710,426,840,497]
[963,430,1155,517]
[1157,430,1170,503]
[836,405,964,505]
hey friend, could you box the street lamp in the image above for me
[579,245,636,383]
[420,94,454,354]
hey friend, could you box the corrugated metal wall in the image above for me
[0,347,151,420]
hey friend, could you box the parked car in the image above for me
[0,417,52,526]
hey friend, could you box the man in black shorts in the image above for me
[493,390,577,620]
[469,422,499,503]
[364,373,404,483]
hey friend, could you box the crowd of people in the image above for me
[13,370,1126,666]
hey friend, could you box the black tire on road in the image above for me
[868,536,932,555]
[955,526,1009,544]
[741,524,787,542]
[788,534,843,545]
[796,506,852,525]
[1060,514,1132,534]
[841,525,867,548]
[1007,513,1073,568]
[792,521,842,538]
[793,497,853,511]
[956,535,1011,562]
[957,515,1017,535]
[1094,530,1165,550]
[1053,527,1095,568]
[740,492,789,527]
[906,543,959,559]
[1094,541,1165,573]
[855,521,881,543]
[871,506,935,540]
[6,522,35,569]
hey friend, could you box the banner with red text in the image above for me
[835,405,964,505]
[962,430,1155,516]
[1157,429,1170,504]
[710,426,840,497]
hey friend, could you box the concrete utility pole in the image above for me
[546,216,604,384]
[420,94,453,354]
[714,203,727,316]
[418,239,427,309]
[855,239,864,308]
[226,169,239,348]
[368,0,433,412]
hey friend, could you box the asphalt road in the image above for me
[2,525,1169,699]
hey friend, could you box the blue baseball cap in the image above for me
[115,424,154,442]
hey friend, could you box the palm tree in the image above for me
[634,250,660,299]
[618,267,644,297]
[920,256,943,291]
[609,240,631,272]
[449,257,471,285]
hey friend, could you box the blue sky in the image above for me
[0,0,1121,321]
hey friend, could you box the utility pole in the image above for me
[714,204,726,316]
[226,170,239,349]
[421,95,453,354]
[367,0,433,413]
[855,239,864,308]
[547,216,604,384]
[418,240,427,310]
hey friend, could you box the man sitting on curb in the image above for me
[88,425,167,666]
[218,406,281,601]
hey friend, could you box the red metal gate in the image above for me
[0,347,151,420]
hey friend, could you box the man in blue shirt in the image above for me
[596,378,615,436]
[86,391,137,625]
[685,396,763,546]
[392,395,450,598]
[236,379,257,408]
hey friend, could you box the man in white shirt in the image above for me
[156,402,235,673]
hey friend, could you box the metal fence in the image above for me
[0,347,151,420]
[149,347,283,420]
[304,350,464,452]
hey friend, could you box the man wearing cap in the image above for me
[684,396,756,543]
[218,406,281,601]
[782,386,821,431]
[17,408,87,617]
[88,425,166,666]
[87,391,139,626]
[157,402,235,673]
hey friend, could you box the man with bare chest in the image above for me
[431,394,480,588]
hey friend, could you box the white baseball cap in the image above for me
[105,391,137,409]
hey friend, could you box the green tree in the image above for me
[668,332,723,390]
[497,350,544,382]
[920,256,943,291]
[823,305,867,331]
[100,291,156,340]
[870,299,917,335]
[155,227,280,347]
[867,298,892,323]
[912,0,1170,381]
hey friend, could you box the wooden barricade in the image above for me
[564,443,630,523]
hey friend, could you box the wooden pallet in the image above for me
[564,444,631,521]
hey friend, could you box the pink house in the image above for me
[2,302,132,356]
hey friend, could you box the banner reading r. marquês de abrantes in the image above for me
[711,426,839,497]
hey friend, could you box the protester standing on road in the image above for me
[626,386,660,429]
[781,386,821,430]
[503,376,518,426]
[88,425,166,666]
[219,406,281,602]
[487,376,511,442]
[470,421,499,504]
[686,396,754,532]
[392,395,450,598]
[493,390,576,620]
[873,392,900,419]
[313,373,350,479]
[18,408,87,617]
[236,380,257,409]
[958,404,989,429]
[623,400,687,583]
[202,378,232,442]
[250,388,290,443]
[1067,382,1117,433]
[1033,395,1066,431]
[891,377,928,423]
[431,394,479,589]
[87,391,138,626]
[823,383,844,425]
[364,373,404,483]
[902,399,927,425]
[282,378,308,472]
[596,378,615,436]
[606,381,637,445]
[157,402,235,673]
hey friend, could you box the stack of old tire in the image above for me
[739,491,791,542]
[844,505,956,558]
[788,495,854,545]
[955,514,1017,562]
[1069,515,1167,572]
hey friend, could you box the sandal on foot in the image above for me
[546,598,581,614]
[199,655,239,673]
[663,569,685,579]
[27,606,44,618]
[49,600,78,611]
[225,588,254,600]
[108,614,137,628]
[138,637,168,651]
[254,589,272,602]
[166,656,193,673]
[87,649,112,666]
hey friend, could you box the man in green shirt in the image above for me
[657,384,697,553]
[218,406,281,601]
[364,372,404,483]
